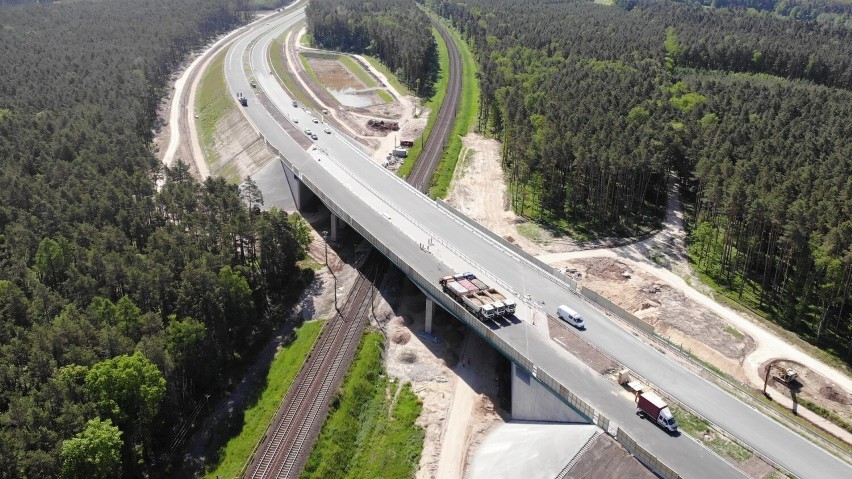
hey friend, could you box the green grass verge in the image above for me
[339,55,378,88]
[302,333,424,479]
[270,26,314,108]
[299,53,321,86]
[202,321,325,479]
[724,325,745,340]
[671,406,753,463]
[516,222,545,243]
[195,48,233,172]
[797,397,852,435]
[428,15,480,199]
[398,26,449,178]
[362,55,412,96]
[377,89,394,104]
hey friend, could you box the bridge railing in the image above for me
[276,154,683,478]
[435,199,579,292]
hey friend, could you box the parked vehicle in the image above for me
[557,305,585,329]
[636,391,678,433]
[311,134,318,140]
[440,272,516,321]
[400,140,415,147]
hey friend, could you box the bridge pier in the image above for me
[425,298,434,334]
[511,363,588,423]
[280,157,314,210]
[329,214,339,242]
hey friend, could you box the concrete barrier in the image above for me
[436,199,578,292]
[273,151,693,479]
[580,287,655,336]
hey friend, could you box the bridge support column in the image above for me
[329,214,339,242]
[425,298,434,334]
[280,158,314,210]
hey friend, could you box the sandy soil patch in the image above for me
[446,127,852,445]
[306,56,368,90]
[445,134,594,255]
[372,271,504,478]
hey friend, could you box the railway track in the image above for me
[408,18,463,193]
[245,253,387,478]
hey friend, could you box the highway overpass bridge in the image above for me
[219,8,852,479]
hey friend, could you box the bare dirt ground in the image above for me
[287,28,426,167]
[371,271,504,478]
[445,130,852,448]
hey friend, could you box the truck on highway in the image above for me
[636,391,678,433]
[440,272,516,320]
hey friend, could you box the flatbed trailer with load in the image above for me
[439,272,516,320]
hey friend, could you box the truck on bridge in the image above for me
[440,272,516,321]
[636,391,678,433]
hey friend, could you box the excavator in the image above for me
[763,359,799,394]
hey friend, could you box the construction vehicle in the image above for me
[367,119,399,131]
[763,361,799,393]
[440,272,516,320]
[636,391,678,433]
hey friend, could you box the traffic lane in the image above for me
[496,255,848,477]
[244,94,743,478]
[245,44,792,476]
[230,18,848,478]
[227,11,303,106]
[502,322,745,479]
[293,133,849,477]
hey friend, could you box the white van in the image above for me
[557,305,585,329]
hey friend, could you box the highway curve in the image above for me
[407,17,463,194]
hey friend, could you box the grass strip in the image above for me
[377,89,394,104]
[339,55,378,88]
[797,397,852,435]
[362,55,412,96]
[428,15,480,198]
[299,53,321,86]
[670,406,753,463]
[202,320,325,479]
[302,333,424,479]
[196,48,233,172]
[398,26,449,178]
[270,26,313,107]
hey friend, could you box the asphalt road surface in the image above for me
[222,8,852,479]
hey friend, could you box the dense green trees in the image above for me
[306,0,439,95]
[426,0,851,360]
[0,0,311,476]
[60,418,122,479]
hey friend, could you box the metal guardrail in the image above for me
[235,41,798,475]
[268,150,685,479]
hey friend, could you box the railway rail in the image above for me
[244,254,386,478]
[407,18,463,193]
